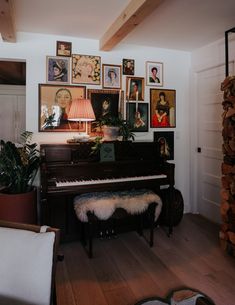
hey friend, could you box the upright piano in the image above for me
[40,141,175,241]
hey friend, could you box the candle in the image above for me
[136,91,139,101]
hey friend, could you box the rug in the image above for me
[134,288,215,305]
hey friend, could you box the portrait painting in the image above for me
[46,56,70,84]
[102,64,122,89]
[126,102,148,132]
[122,59,135,75]
[126,77,144,101]
[72,54,101,85]
[146,61,163,87]
[39,84,86,132]
[150,88,176,128]
[154,131,174,160]
[56,41,72,57]
[87,89,124,133]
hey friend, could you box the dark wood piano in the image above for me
[40,141,175,242]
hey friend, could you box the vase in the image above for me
[102,126,120,141]
[0,188,37,224]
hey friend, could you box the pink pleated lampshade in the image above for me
[68,98,95,121]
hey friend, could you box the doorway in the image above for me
[0,61,26,142]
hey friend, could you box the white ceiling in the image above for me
[13,0,235,51]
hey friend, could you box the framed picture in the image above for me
[46,56,70,84]
[122,58,135,75]
[150,88,176,128]
[102,64,122,89]
[56,41,72,57]
[87,89,124,133]
[100,143,115,162]
[146,61,163,87]
[126,102,148,132]
[126,77,144,101]
[154,131,174,160]
[72,54,101,85]
[39,84,86,132]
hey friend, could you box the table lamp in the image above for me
[68,98,95,140]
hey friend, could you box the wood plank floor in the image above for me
[56,213,235,305]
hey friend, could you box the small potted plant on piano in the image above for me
[0,131,40,224]
[95,113,135,141]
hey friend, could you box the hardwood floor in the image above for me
[56,213,235,305]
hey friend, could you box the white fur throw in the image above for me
[74,189,162,222]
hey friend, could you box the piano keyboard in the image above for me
[56,174,167,187]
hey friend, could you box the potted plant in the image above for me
[0,131,40,224]
[95,113,135,141]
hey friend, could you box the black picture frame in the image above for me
[126,102,148,132]
[154,131,174,160]
[87,89,124,134]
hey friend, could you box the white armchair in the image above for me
[0,220,60,305]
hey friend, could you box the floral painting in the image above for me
[72,54,101,85]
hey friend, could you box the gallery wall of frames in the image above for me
[40,40,176,150]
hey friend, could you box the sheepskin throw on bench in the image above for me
[74,189,162,222]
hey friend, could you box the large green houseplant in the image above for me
[0,131,40,223]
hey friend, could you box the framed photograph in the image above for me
[46,56,70,84]
[126,77,144,101]
[126,102,148,132]
[146,61,163,87]
[102,64,122,89]
[154,131,174,160]
[122,58,135,75]
[56,41,72,57]
[39,84,86,132]
[72,54,101,85]
[150,88,176,128]
[87,89,124,133]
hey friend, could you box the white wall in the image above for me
[0,32,191,211]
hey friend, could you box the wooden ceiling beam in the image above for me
[0,0,16,42]
[100,0,163,51]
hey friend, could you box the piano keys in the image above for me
[40,141,175,241]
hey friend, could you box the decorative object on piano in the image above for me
[68,98,95,140]
[102,64,122,89]
[126,102,148,132]
[56,40,72,57]
[100,143,115,162]
[46,56,70,84]
[87,89,124,134]
[150,88,176,128]
[39,84,86,132]
[126,76,144,101]
[122,58,135,75]
[154,131,174,160]
[0,131,40,224]
[72,54,101,85]
[146,61,163,87]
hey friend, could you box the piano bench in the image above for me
[73,189,162,258]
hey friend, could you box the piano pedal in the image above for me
[99,230,105,240]
[110,229,117,239]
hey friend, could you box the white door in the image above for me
[197,63,234,223]
[0,85,26,143]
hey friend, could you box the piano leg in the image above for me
[148,202,157,247]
